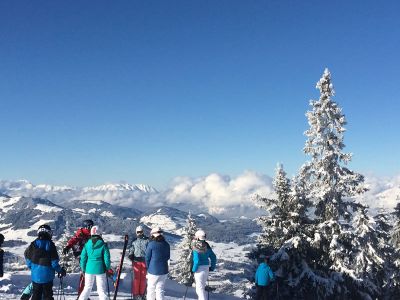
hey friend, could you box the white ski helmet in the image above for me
[136,225,144,233]
[195,229,206,240]
[150,226,162,237]
[90,225,102,236]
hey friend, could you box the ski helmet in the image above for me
[150,226,162,236]
[82,219,94,230]
[136,225,144,233]
[38,224,53,239]
[0,233,4,244]
[195,229,206,240]
[90,225,101,236]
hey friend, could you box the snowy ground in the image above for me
[0,271,241,299]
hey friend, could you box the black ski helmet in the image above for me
[0,233,4,244]
[82,219,94,230]
[37,224,53,239]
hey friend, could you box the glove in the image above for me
[128,254,134,261]
[106,269,114,277]
[58,267,67,278]
[209,267,215,272]
[62,247,70,255]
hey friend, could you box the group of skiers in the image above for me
[0,219,276,300]
[17,220,218,300]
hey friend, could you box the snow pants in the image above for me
[78,273,109,300]
[147,273,167,300]
[133,261,147,295]
[31,281,53,300]
[194,265,209,300]
[255,285,268,300]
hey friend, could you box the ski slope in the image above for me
[0,272,240,299]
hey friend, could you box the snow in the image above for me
[0,272,241,299]
[0,197,22,213]
[100,211,115,217]
[33,204,63,213]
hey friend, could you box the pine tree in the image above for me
[350,206,386,298]
[171,212,198,286]
[256,163,292,250]
[57,220,79,273]
[255,164,318,299]
[389,203,400,298]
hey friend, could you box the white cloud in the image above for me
[1,172,399,217]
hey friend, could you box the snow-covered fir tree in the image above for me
[300,68,370,298]
[171,212,198,286]
[254,164,318,299]
[57,220,79,272]
[350,206,386,298]
[389,203,400,298]
[256,163,292,250]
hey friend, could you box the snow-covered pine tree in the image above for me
[389,203,400,298]
[300,68,368,298]
[350,206,386,298]
[171,212,198,286]
[254,164,319,299]
[57,220,79,272]
[256,163,292,250]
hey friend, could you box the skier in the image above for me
[24,224,66,300]
[78,225,112,300]
[254,254,275,300]
[191,229,217,300]
[63,219,94,297]
[0,233,4,278]
[145,226,170,300]
[128,225,149,299]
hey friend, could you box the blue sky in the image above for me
[0,0,399,188]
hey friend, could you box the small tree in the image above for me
[57,220,79,272]
[171,212,198,286]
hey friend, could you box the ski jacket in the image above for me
[128,235,149,262]
[24,238,62,284]
[66,228,91,257]
[255,262,275,286]
[145,235,170,275]
[80,237,111,275]
[0,247,4,277]
[191,240,217,272]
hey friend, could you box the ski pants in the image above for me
[194,265,209,300]
[133,261,147,296]
[255,285,268,300]
[146,273,167,300]
[31,281,53,300]
[78,273,109,300]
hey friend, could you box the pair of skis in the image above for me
[112,234,129,300]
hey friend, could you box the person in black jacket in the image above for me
[0,233,4,278]
[24,224,66,300]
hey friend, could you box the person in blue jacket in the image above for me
[191,229,217,300]
[24,224,66,300]
[255,254,275,300]
[145,226,170,300]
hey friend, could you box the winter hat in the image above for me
[90,225,101,236]
[150,226,162,237]
[38,224,53,239]
[195,229,206,240]
[136,225,144,233]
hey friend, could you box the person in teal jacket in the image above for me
[78,226,112,300]
[191,230,217,300]
[255,254,275,300]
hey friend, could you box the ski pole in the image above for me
[183,285,189,300]
[207,278,210,300]
[107,273,111,298]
